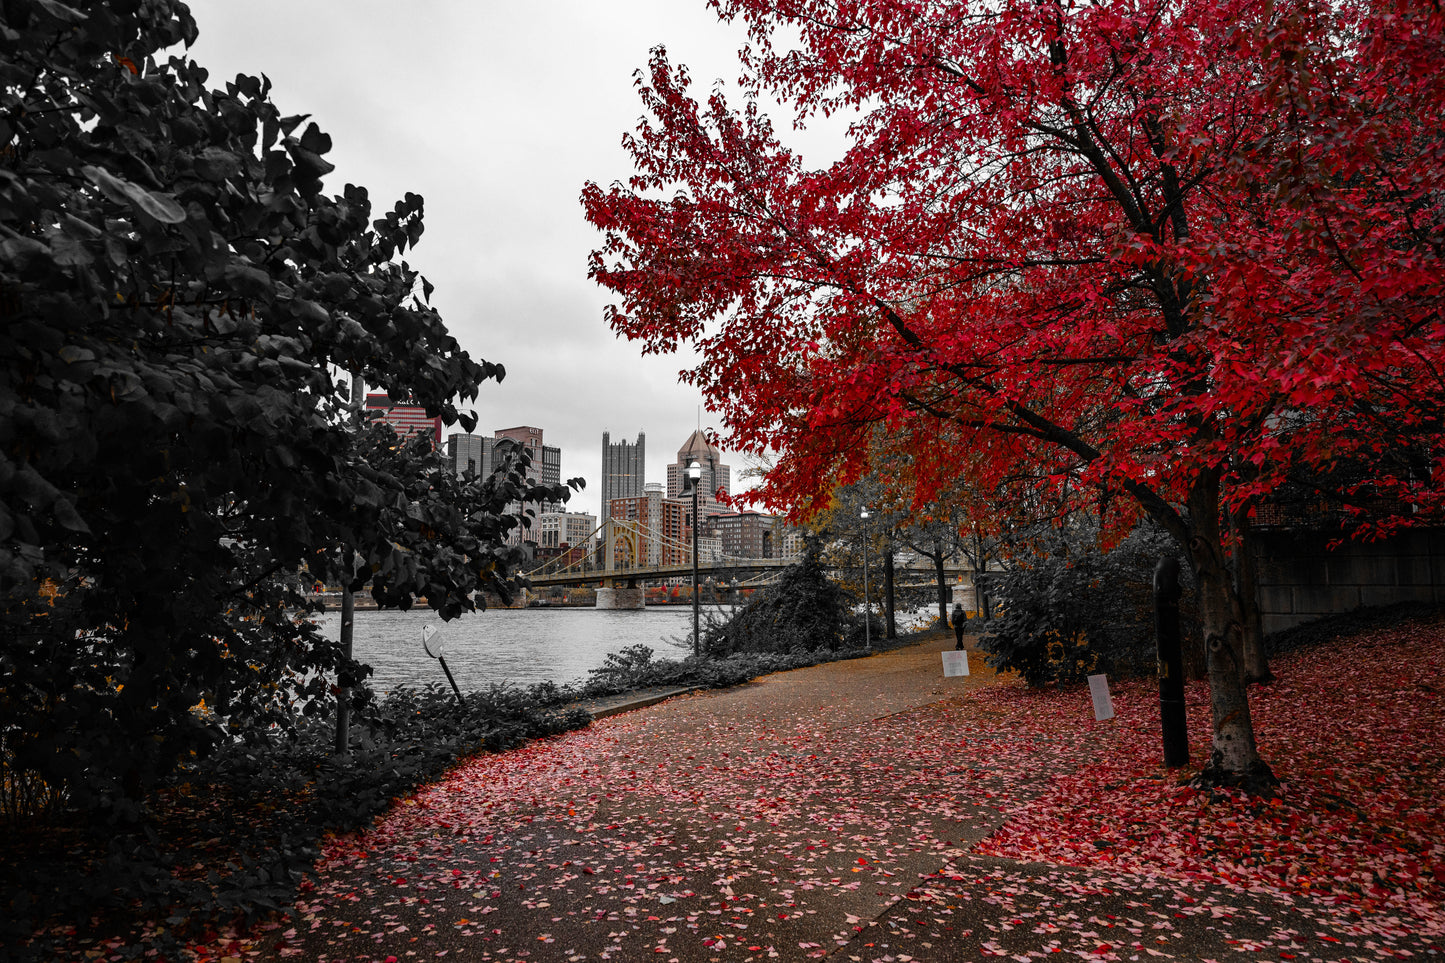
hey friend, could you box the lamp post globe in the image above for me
[688,460,702,658]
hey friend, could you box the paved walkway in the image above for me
[268,636,1439,962]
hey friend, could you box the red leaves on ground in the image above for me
[975,618,1445,935]
[170,621,1445,961]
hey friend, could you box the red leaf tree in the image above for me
[582,0,1444,789]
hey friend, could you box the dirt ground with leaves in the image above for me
[184,619,1444,963]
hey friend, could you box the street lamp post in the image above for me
[860,506,871,650]
[335,371,364,757]
[688,460,702,659]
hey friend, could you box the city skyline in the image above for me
[446,424,745,524]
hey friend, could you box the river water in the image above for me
[313,606,702,694]
[314,601,940,695]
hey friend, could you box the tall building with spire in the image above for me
[667,429,730,517]
[600,430,645,521]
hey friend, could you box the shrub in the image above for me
[702,537,858,656]
[0,728,67,824]
[578,643,882,699]
[586,644,667,691]
[980,522,1196,687]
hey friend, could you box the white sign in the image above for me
[422,625,443,659]
[1087,673,1115,721]
[942,650,970,677]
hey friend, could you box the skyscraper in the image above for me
[445,428,559,490]
[446,433,494,477]
[667,429,730,518]
[494,426,564,518]
[600,430,645,521]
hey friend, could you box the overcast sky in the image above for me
[183,0,805,521]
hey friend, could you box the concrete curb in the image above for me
[571,684,703,720]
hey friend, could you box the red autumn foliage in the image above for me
[582,0,1445,784]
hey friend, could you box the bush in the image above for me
[1,726,68,824]
[585,644,672,690]
[980,522,1197,686]
[702,537,859,656]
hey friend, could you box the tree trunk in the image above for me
[1232,506,1273,684]
[1185,480,1277,792]
[335,575,355,756]
[933,539,949,624]
[1182,605,1209,680]
[335,373,364,757]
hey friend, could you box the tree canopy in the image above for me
[584,0,1444,787]
[1,0,566,809]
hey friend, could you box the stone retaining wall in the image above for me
[1253,526,1445,634]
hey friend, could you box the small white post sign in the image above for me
[942,650,970,677]
[1087,673,1115,721]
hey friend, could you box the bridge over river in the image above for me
[521,518,973,607]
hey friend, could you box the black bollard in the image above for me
[1153,557,1189,768]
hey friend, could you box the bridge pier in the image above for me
[596,586,645,610]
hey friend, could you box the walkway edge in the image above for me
[573,685,702,720]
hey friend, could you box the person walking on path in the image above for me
[951,601,967,649]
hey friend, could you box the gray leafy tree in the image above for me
[0,0,570,810]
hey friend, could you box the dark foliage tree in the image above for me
[980,521,1199,687]
[0,0,571,812]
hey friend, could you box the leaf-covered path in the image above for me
[231,621,1444,962]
